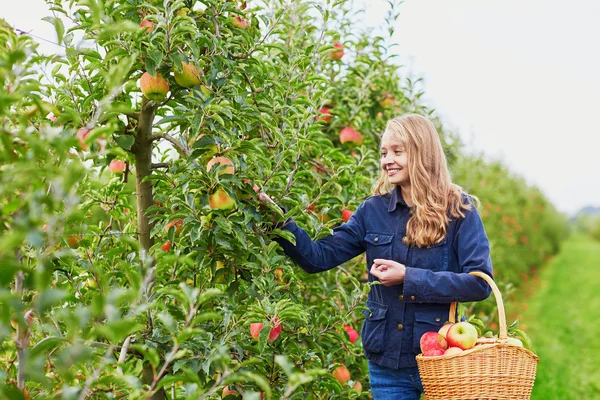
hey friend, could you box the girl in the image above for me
[265,113,493,400]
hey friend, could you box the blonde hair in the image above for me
[373,114,472,247]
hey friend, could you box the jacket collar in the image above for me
[388,185,409,213]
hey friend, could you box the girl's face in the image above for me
[380,131,409,186]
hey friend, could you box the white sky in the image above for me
[5,0,600,215]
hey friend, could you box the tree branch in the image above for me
[151,133,190,157]
[151,162,170,169]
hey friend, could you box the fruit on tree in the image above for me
[438,323,453,339]
[249,317,282,342]
[76,128,91,150]
[140,19,154,33]
[231,15,249,29]
[174,61,203,88]
[339,127,363,145]
[274,268,285,284]
[341,209,354,222]
[165,218,183,234]
[109,160,126,174]
[161,240,171,251]
[318,107,332,123]
[250,323,263,340]
[343,324,359,344]
[352,380,362,392]
[379,93,396,107]
[222,386,239,398]
[446,321,478,350]
[140,72,170,101]
[332,364,351,384]
[420,331,448,353]
[66,235,81,249]
[207,156,235,175]
[209,189,235,210]
[330,42,344,60]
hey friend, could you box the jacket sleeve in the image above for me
[402,202,493,303]
[274,202,367,274]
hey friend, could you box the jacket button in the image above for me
[397,323,404,331]
[410,295,415,301]
[369,313,373,318]
[374,237,379,243]
[435,318,441,322]
[398,295,404,302]
[402,236,409,244]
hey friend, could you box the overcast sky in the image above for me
[5,0,600,215]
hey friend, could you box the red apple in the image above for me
[332,364,351,384]
[174,61,203,88]
[317,107,332,123]
[140,71,170,101]
[419,331,448,353]
[341,209,354,222]
[222,386,239,398]
[330,42,344,61]
[140,19,154,33]
[307,203,315,211]
[231,15,249,29]
[109,159,126,174]
[274,268,285,284]
[161,240,171,251]
[438,323,453,339]
[446,321,478,350]
[66,235,81,249]
[209,189,236,211]
[379,93,396,107]
[268,317,282,342]
[343,325,359,344]
[250,322,263,340]
[207,156,235,175]
[443,347,463,356]
[339,127,363,145]
[76,128,91,150]
[165,218,183,234]
[423,348,446,357]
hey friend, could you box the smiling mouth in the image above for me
[387,168,401,175]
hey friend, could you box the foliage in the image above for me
[0,0,568,398]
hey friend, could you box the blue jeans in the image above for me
[368,361,424,400]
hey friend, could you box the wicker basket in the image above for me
[416,271,539,400]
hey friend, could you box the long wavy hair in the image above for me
[373,114,472,247]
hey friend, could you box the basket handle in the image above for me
[447,271,507,340]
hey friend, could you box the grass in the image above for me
[522,234,600,399]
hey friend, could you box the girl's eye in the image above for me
[395,150,403,155]
[380,153,387,158]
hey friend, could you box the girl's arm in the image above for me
[274,202,367,274]
[402,205,493,303]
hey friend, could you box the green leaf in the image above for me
[115,135,135,150]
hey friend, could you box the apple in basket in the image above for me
[420,332,447,356]
[446,321,478,350]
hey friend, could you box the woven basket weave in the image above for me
[416,271,539,400]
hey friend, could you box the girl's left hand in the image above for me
[369,259,406,286]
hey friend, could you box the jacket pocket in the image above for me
[411,238,448,272]
[361,301,388,353]
[364,232,394,260]
[412,307,449,354]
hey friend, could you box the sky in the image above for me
[4,0,600,215]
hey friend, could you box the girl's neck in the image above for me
[400,184,413,207]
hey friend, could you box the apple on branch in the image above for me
[174,61,203,88]
[209,189,235,211]
[207,156,235,175]
[341,208,354,222]
[329,42,344,61]
[109,159,126,174]
[332,363,351,384]
[140,72,170,102]
[140,19,154,33]
[339,127,363,145]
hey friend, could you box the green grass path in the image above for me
[524,234,600,399]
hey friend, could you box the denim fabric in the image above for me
[368,361,423,400]
[275,185,493,369]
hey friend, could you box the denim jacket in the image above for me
[275,185,493,369]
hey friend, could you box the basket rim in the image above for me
[416,342,539,362]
